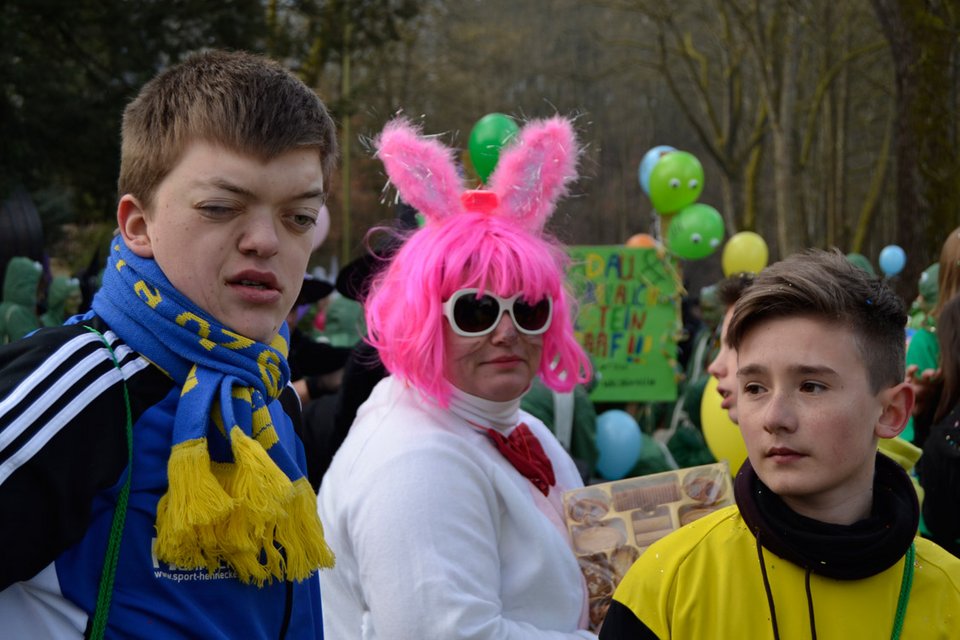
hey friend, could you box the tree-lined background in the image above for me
[3,0,957,298]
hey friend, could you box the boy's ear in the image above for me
[875,382,915,439]
[117,194,154,258]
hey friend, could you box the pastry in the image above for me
[574,524,625,554]
[631,514,672,533]
[589,596,612,629]
[680,505,719,526]
[634,527,672,547]
[567,495,610,523]
[683,470,726,503]
[612,482,680,511]
[579,551,609,566]
[610,545,640,580]
[578,557,615,599]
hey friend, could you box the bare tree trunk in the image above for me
[833,48,849,250]
[871,0,960,298]
[728,0,805,258]
[769,14,803,256]
[851,110,894,253]
[743,141,763,231]
[720,174,736,234]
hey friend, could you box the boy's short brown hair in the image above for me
[118,49,337,208]
[727,248,907,392]
[716,272,755,309]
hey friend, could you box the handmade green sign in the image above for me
[568,246,681,402]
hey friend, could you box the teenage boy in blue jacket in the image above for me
[0,50,338,638]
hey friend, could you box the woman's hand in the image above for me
[905,364,943,417]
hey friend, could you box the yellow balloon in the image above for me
[700,376,748,476]
[722,231,769,276]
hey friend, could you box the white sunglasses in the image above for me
[442,288,553,337]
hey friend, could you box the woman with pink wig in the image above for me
[318,116,597,638]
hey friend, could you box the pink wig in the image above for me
[364,116,592,406]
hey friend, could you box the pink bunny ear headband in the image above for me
[364,116,591,405]
[374,115,579,232]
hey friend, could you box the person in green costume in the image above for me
[0,256,43,343]
[907,262,939,331]
[40,276,82,327]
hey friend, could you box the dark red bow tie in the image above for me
[486,423,556,496]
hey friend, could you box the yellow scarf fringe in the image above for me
[154,429,335,585]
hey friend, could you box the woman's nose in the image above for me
[489,312,519,344]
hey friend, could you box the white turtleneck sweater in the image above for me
[317,376,595,639]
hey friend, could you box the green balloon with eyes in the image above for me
[648,151,705,214]
[666,203,725,260]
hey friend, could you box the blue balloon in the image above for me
[595,410,642,480]
[879,244,906,277]
[638,145,676,195]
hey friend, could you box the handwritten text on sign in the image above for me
[568,246,680,402]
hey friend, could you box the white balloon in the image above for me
[312,204,331,251]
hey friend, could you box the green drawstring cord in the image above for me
[758,531,915,640]
[85,327,133,640]
[890,542,915,640]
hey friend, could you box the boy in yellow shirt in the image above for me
[601,249,960,639]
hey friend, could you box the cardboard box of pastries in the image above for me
[562,462,734,630]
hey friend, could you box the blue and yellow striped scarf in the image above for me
[93,240,333,585]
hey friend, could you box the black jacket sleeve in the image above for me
[597,600,661,639]
[0,324,139,588]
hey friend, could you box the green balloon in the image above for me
[666,203,725,260]
[918,262,940,304]
[845,253,875,276]
[468,113,519,183]
[648,151,705,214]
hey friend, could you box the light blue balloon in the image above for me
[879,244,906,277]
[638,145,676,195]
[595,410,642,480]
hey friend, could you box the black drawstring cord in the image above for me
[805,567,817,639]
[756,534,781,640]
[757,531,821,640]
